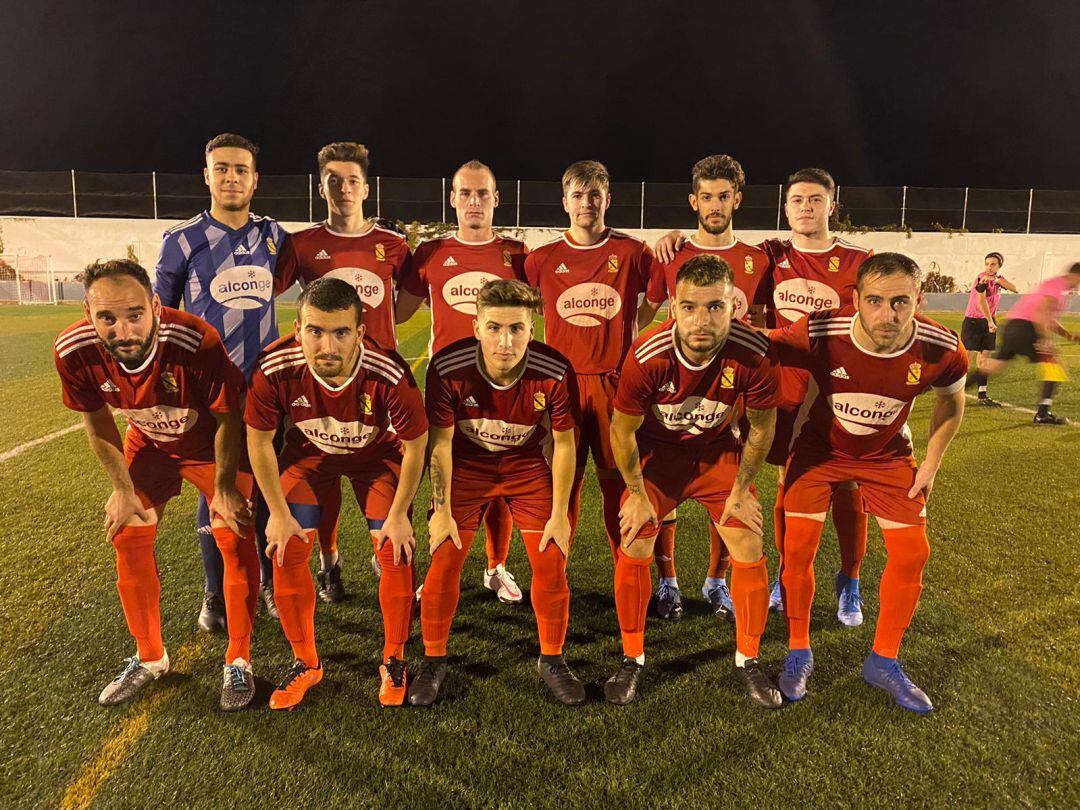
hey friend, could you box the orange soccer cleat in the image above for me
[378,657,408,707]
[269,659,323,711]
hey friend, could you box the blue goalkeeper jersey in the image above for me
[154,211,290,379]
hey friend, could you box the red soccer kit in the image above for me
[402,233,528,355]
[276,222,412,349]
[647,237,771,323]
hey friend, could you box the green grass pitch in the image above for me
[0,305,1077,808]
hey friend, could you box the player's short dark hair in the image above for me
[691,154,746,194]
[476,279,543,314]
[562,160,610,194]
[675,254,734,290]
[317,142,371,180]
[856,252,923,291]
[79,259,153,298]
[296,277,363,325]
[785,167,835,200]
[985,252,1004,267]
[453,159,496,190]
[205,133,259,167]
[1068,262,1080,275]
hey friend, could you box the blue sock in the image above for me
[197,494,224,594]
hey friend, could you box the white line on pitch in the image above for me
[964,394,1079,427]
[0,423,82,464]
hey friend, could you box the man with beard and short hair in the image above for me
[54,260,261,711]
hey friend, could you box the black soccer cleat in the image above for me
[407,658,449,707]
[604,657,644,705]
[734,659,783,709]
[197,592,227,633]
[974,396,1003,407]
[537,656,586,706]
[316,562,346,604]
[1034,411,1069,425]
[260,583,280,619]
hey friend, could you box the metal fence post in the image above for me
[152,171,158,220]
[376,176,381,218]
[71,170,78,218]
[640,181,645,229]
[15,257,23,304]
[516,179,521,228]
[900,185,907,228]
[441,177,447,223]
[308,174,313,222]
[1026,188,1033,234]
[775,184,782,230]
[961,187,969,230]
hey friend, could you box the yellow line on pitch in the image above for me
[410,351,428,372]
[60,636,207,810]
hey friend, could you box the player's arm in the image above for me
[153,232,188,308]
[426,425,460,553]
[395,289,425,324]
[380,432,428,565]
[746,304,767,329]
[83,406,149,541]
[209,408,252,535]
[652,230,688,264]
[394,245,426,324]
[539,427,576,556]
[610,408,657,544]
[976,283,996,332]
[719,405,775,534]
[637,298,663,330]
[908,388,965,501]
[998,276,1019,293]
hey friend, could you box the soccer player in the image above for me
[961,251,1018,406]
[410,279,585,706]
[274,142,414,602]
[55,260,260,711]
[524,160,663,559]
[610,255,782,708]
[396,160,530,604]
[642,155,772,622]
[245,278,428,709]
[154,133,289,630]
[982,262,1080,424]
[770,253,967,713]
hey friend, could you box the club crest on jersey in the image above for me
[533,392,546,411]
[556,282,622,327]
[266,237,277,256]
[160,372,179,394]
[744,256,754,274]
[720,366,735,389]
[374,243,386,262]
[828,256,840,273]
[359,393,373,415]
[607,254,619,273]
[502,251,513,268]
[907,363,922,385]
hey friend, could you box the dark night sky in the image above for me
[2,0,1079,188]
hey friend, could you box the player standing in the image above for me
[961,251,1017,406]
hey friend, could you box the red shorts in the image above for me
[279,444,401,531]
[783,453,926,526]
[450,459,554,532]
[570,372,618,471]
[626,440,753,538]
[124,432,253,510]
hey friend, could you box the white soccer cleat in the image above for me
[483,564,523,604]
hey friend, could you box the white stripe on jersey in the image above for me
[527,353,568,375]
[434,357,476,376]
[526,357,567,380]
[164,213,202,235]
[635,328,674,360]
[917,323,958,345]
[363,350,405,381]
[159,334,200,353]
[55,325,97,351]
[159,323,203,342]
[432,345,475,373]
[57,336,102,358]
[835,239,871,254]
[262,347,305,367]
[359,359,403,385]
[263,357,307,377]
[727,331,768,357]
[638,339,674,366]
[917,334,959,351]
[729,322,768,355]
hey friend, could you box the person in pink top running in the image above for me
[961,252,1017,406]
[983,262,1080,424]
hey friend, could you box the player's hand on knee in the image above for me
[265,513,307,566]
[382,511,417,564]
[619,492,657,543]
[209,486,253,535]
[540,514,572,557]
[652,230,686,263]
[427,509,460,554]
[103,488,150,542]
[720,488,763,534]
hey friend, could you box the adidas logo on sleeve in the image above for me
[100,379,119,392]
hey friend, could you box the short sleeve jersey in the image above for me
[647,237,771,323]
[769,308,969,462]
[614,319,779,451]
[245,334,427,458]
[54,307,244,461]
[524,230,660,374]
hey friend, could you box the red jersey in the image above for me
[769,308,968,463]
[277,222,412,349]
[614,319,779,450]
[54,307,243,461]
[524,229,659,374]
[646,237,771,323]
[245,334,427,458]
[425,338,576,473]
[402,233,528,355]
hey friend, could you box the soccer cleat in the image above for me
[407,658,448,706]
[974,396,1003,407]
[861,651,933,714]
[735,659,783,709]
[834,572,864,627]
[269,659,323,711]
[537,656,586,706]
[655,581,684,621]
[483,564,523,604]
[1033,411,1069,425]
[604,657,644,705]
[98,652,169,706]
[415,581,424,606]
[370,553,382,579]
[379,657,408,707]
[768,579,784,612]
[777,649,814,702]
[702,580,735,623]
[220,658,255,712]
[316,562,346,604]
[260,583,280,620]
[197,592,227,633]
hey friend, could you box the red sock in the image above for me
[112,524,163,662]
[522,530,570,655]
[375,533,415,660]
[419,531,475,657]
[212,525,260,663]
[874,526,931,658]
[273,530,318,667]
[654,520,677,580]
[599,475,626,559]
[730,555,769,659]
[707,523,731,579]
[483,499,513,570]
[614,553,653,659]
[780,516,825,650]
[833,486,868,579]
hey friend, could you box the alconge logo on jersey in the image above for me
[325,267,385,309]
[773,278,839,322]
[211,265,274,310]
[458,418,536,452]
[828,393,906,435]
[555,283,622,327]
[121,405,199,442]
[443,271,498,315]
[295,416,377,454]
[652,397,732,435]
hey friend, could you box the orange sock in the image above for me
[375,532,415,660]
[112,524,163,662]
[780,516,825,650]
[483,499,513,570]
[730,555,770,659]
[614,553,653,659]
[419,531,475,657]
[273,529,318,667]
[833,486,868,579]
[874,525,931,658]
[707,523,731,579]
[212,525,260,663]
[599,475,626,559]
[522,530,570,655]
[654,520,677,580]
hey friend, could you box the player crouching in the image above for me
[410,280,585,706]
[245,278,429,709]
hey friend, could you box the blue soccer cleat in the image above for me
[702,579,735,622]
[861,651,933,714]
[834,572,864,627]
[656,580,684,621]
[777,648,813,701]
[768,579,784,612]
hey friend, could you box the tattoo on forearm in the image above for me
[736,409,774,490]
[430,456,447,508]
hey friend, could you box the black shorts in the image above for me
[994,319,1040,363]
[961,317,997,352]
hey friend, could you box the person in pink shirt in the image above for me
[983,263,1080,424]
[961,252,1017,406]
